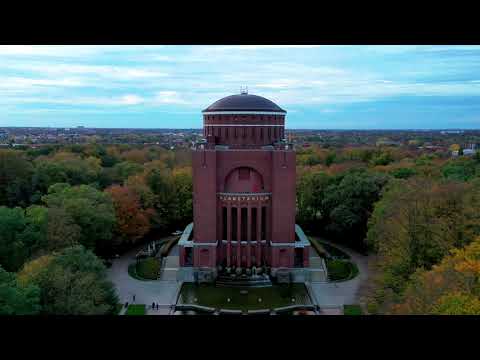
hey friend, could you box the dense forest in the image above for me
[0,144,192,315]
[1,142,480,314]
[296,145,480,314]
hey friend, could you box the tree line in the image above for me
[0,144,192,314]
[2,142,480,314]
[295,144,480,314]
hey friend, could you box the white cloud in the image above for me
[4,63,169,80]
[153,91,188,105]
[0,45,103,57]
[0,76,85,89]
[119,94,144,105]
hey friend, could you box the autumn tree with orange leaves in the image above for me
[105,185,153,246]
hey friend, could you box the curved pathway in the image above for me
[308,237,370,308]
[106,240,180,314]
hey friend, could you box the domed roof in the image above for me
[202,93,286,113]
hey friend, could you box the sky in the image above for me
[1,45,480,129]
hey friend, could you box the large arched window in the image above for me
[224,167,264,193]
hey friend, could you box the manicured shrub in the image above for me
[326,259,358,281]
[135,258,160,280]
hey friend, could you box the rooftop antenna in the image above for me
[240,86,248,95]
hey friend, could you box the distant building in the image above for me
[452,149,477,157]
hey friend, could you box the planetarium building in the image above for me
[178,91,312,284]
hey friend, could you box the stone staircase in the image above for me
[215,273,272,287]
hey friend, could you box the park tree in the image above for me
[23,246,118,315]
[366,178,480,312]
[0,266,41,315]
[121,148,150,164]
[111,161,144,184]
[0,150,34,207]
[32,152,102,194]
[296,171,331,229]
[321,169,389,249]
[389,167,417,179]
[106,185,152,248]
[0,206,27,272]
[45,207,81,251]
[17,254,54,287]
[41,184,116,256]
[169,167,193,230]
[389,237,480,315]
[442,157,479,182]
[370,151,394,166]
[16,205,48,258]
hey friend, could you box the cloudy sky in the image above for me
[1,45,480,129]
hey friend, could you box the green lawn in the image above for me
[125,304,146,315]
[177,283,312,311]
[344,304,363,315]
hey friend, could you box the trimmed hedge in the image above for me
[128,258,160,281]
[326,259,359,281]
[136,258,160,280]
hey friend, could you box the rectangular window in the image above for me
[241,208,248,242]
[251,207,257,241]
[222,207,227,240]
[261,206,267,240]
[231,207,237,241]
[185,247,193,266]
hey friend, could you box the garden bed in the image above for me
[128,258,160,281]
[326,258,359,281]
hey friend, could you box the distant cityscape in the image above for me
[1,126,479,156]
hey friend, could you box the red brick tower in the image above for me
[178,90,310,283]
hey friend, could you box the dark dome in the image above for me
[202,93,286,113]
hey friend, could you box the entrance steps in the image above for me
[215,274,272,287]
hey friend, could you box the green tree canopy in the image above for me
[0,266,41,315]
[23,246,118,315]
[41,184,116,256]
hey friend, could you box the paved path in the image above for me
[308,237,370,308]
[106,243,181,308]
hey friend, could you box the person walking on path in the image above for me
[133,294,136,303]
